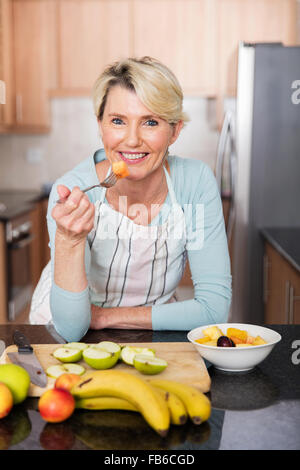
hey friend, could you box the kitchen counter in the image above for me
[261,227,300,273]
[0,324,299,451]
[0,190,49,221]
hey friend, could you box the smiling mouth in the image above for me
[119,152,149,163]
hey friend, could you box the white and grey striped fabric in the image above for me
[88,167,187,308]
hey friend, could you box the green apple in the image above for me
[82,347,119,370]
[95,341,121,360]
[0,364,30,404]
[133,354,168,375]
[53,347,82,363]
[46,363,85,379]
[63,342,88,351]
[120,346,155,366]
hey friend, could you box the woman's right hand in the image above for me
[51,185,95,245]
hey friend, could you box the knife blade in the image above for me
[7,330,47,388]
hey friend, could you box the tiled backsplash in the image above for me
[0,96,220,191]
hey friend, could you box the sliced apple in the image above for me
[46,363,85,379]
[120,346,155,366]
[133,354,167,375]
[53,347,82,363]
[82,347,119,370]
[94,341,121,360]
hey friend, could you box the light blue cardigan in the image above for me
[47,149,232,341]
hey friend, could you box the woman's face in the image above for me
[98,85,183,180]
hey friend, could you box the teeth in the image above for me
[121,153,147,160]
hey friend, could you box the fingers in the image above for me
[57,184,71,201]
[52,186,95,238]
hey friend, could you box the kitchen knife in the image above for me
[7,330,47,388]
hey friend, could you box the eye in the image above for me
[111,117,124,125]
[145,119,158,127]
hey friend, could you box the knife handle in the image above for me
[13,330,33,354]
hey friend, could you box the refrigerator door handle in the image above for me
[215,111,236,242]
[215,111,231,192]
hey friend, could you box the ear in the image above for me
[169,120,183,145]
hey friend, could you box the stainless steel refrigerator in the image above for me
[216,42,300,325]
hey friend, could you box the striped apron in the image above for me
[87,166,187,308]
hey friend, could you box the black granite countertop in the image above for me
[261,227,300,273]
[0,190,49,221]
[0,324,299,451]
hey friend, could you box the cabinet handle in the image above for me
[263,254,270,304]
[16,94,23,123]
[289,285,300,325]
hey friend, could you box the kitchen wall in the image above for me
[0,96,220,191]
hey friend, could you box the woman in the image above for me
[30,57,231,341]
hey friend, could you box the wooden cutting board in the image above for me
[0,342,211,396]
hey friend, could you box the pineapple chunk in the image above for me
[236,343,252,347]
[227,327,248,343]
[246,335,255,344]
[202,326,224,340]
[204,340,218,347]
[195,336,212,344]
[252,335,267,345]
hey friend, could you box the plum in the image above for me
[217,336,235,347]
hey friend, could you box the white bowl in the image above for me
[187,323,281,372]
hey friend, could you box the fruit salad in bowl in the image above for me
[187,323,281,372]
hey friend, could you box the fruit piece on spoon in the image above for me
[112,161,130,179]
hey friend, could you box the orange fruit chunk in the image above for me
[227,328,248,343]
[112,161,130,179]
[195,336,211,344]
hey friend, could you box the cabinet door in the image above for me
[133,0,217,96]
[286,262,300,325]
[0,0,13,128]
[217,0,297,97]
[264,242,289,324]
[57,0,131,93]
[12,0,52,129]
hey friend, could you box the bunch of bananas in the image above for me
[71,370,211,437]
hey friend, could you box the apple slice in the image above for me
[63,342,88,351]
[53,347,82,363]
[133,354,168,375]
[46,363,85,379]
[94,341,121,360]
[82,347,119,370]
[120,346,155,366]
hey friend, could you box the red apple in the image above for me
[54,373,81,393]
[0,382,13,419]
[38,388,75,423]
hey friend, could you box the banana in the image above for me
[151,386,188,426]
[71,370,170,436]
[149,379,211,425]
[75,396,138,413]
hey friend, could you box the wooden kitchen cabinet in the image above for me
[11,0,56,131]
[132,0,217,96]
[0,0,14,131]
[216,0,297,125]
[54,0,131,94]
[263,241,300,324]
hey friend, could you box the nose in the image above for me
[125,123,142,148]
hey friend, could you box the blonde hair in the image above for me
[92,57,189,125]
